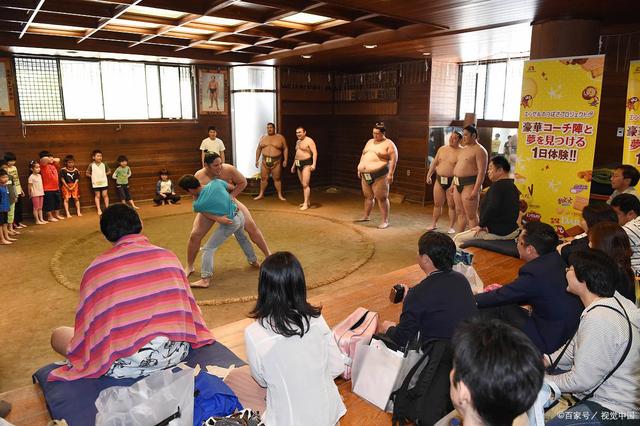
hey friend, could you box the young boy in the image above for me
[0,161,18,239]
[0,169,14,245]
[39,151,65,222]
[154,169,181,206]
[60,155,82,217]
[86,150,111,215]
[4,152,26,229]
[112,155,139,209]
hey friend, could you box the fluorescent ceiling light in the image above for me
[127,5,186,19]
[364,44,377,49]
[194,16,245,26]
[301,55,312,59]
[30,23,87,32]
[281,12,331,25]
[110,18,161,29]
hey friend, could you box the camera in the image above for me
[389,284,405,304]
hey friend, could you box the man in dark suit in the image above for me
[382,231,478,346]
[475,221,583,353]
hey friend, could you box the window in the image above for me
[457,58,527,121]
[14,56,195,121]
[231,66,276,176]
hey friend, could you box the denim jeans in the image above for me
[200,210,257,279]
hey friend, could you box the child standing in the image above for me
[154,169,181,206]
[112,155,139,209]
[39,151,65,222]
[0,169,15,245]
[0,161,18,238]
[4,152,26,229]
[28,161,46,225]
[86,149,110,215]
[60,155,82,217]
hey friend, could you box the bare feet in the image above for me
[36,220,47,225]
[447,228,456,234]
[17,223,27,228]
[184,265,195,277]
[278,194,286,201]
[97,210,102,216]
[354,218,370,223]
[77,212,83,217]
[253,194,264,201]
[377,222,390,229]
[426,225,437,231]
[249,261,260,268]
[0,240,12,245]
[66,213,72,218]
[55,215,65,220]
[9,230,20,235]
[7,236,17,242]
[299,204,309,211]
[190,279,210,288]
[49,217,59,222]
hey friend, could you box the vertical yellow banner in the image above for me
[515,55,605,235]
[622,60,640,167]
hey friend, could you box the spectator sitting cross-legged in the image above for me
[545,249,639,424]
[48,204,214,381]
[474,221,583,353]
[381,231,478,346]
[453,155,520,247]
[557,203,618,265]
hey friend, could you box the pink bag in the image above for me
[332,307,379,380]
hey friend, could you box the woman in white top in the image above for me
[244,252,346,426]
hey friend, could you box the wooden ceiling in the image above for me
[0,0,638,66]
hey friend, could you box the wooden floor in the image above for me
[0,247,522,425]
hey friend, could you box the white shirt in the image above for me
[88,162,108,188]
[28,174,44,197]
[244,315,346,426]
[607,186,639,204]
[622,216,640,274]
[200,137,225,155]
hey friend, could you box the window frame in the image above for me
[13,54,197,124]
[456,57,528,122]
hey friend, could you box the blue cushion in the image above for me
[33,342,245,425]
[460,239,519,258]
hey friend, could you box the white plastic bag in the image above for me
[453,263,484,294]
[95,368,194,426]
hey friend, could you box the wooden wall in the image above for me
[0,58,231,208]
[594,29,640,166]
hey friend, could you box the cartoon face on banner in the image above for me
[514,55,605,234]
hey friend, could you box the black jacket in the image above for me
[479,178,520,235]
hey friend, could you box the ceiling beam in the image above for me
[129,0,239,47]
[78,0,142,43]
[18,0,45,39]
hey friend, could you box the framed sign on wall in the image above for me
[0,57,16,116]
[197,68,229,115]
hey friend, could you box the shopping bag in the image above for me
[351,338,404,410]
[95,367,194,426]
[452,263,484,294]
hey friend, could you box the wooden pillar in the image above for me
[530,19,601,59]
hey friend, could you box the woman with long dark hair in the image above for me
[244,252,346,425]
[588,222,636,302]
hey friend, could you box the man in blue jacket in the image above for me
[475,221,582,353]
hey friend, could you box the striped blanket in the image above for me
[49,234,214,381]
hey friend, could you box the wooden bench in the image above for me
[0,247,523,425]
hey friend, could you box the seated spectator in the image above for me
[454,156,520,246]
[450,319,543,426]
[610,193,640,225]
[382,231,478,346]
[48,204,214,381]
[611,193,640,274]
[154,169,181,206]
[588,222,636,303]
[557,204,618,265]
[475,221,583,353]
[244,252,345,426]
[545,249,639,424]
[607,164,640,204]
